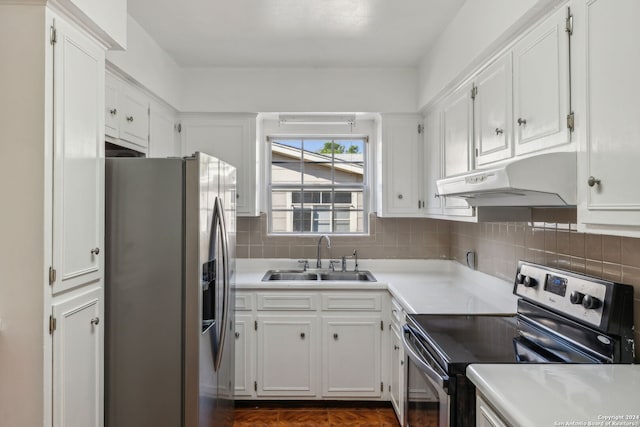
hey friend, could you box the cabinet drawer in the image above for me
[322,293,382,311]
[390,298,405,327]
[235,293,254,311]
[257,293,317,311]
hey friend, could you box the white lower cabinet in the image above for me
[233,314,254,397]
[389,326,404,424]
[256,315,318,397]
[235,290,389,400]
[322,317,382,398]
[476,393,509,427]
[52,288,103,427]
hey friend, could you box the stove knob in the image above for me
[582,295,602,310]
[570,291,585,305]
[523,276,537,288]
[516,273,525,285]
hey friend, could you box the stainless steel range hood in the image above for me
[436,152,576,207]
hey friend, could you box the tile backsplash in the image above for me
[236,213,450,261]
[238,208,640,360]
[449,208,640,361]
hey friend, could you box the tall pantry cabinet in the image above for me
[0,3,121,426]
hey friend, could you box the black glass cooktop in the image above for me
[407,314,519,375]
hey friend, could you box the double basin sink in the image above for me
[262,269,376,282]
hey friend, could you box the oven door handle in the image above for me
[402,325,450,392]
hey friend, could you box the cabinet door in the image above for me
[52,288,103,427]
[379,115,422,217]
[104,72,120,138]
[443,85,472,178]
[513,6,571,155]
[234,314,254,397]
[52,17,104,295]
[475,54,513,166]
[579,0,640,234]
[322,316,381,398]
[442,86,475,217]
[423,108,443,215]
[476,394,508,427]
[182,116,258,216]
[256,315,317,396]
[119,84,149,149]
[390,326,404,426]
[148,101,179,158]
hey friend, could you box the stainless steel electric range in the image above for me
[402,261,635,427]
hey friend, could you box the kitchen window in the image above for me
[268,137,368,234]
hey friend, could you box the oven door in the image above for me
[402,325,450,427]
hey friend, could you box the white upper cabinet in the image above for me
[474,54,513,166]
[105,71,150,153]
[148,101,179,158]
[377,114,423,217]
[119,85,150,149]
[105,73,119,139]
[578,0,640,236]
[443,84,473,178]
[181,114,259,216]
[442,85,475,217]
[52,15,105,296]
[513,5,572,156]
[422,108,443,215]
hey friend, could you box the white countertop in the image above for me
[468,364,640,427]
[235,259,518,314]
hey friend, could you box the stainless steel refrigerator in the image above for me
[105,152,236,427]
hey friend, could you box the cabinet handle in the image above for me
[400,360,404,366]
[587,176,601,187]
[90,247,100,255]
[517,118,527,126]
[90,317,100,326]
[434,193,440,198]
[300,332,305,339]
[235,332,240,339]
[394,345,399,350]
[126,116,134,122]
[397,194,403,200]
[109,108,117,116]
[333,333,339,340]
[495,128,504,135]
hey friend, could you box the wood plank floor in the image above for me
[233,403,401,427]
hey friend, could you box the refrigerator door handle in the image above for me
[213,196,230,372]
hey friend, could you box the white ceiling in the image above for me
[127,0,466,68]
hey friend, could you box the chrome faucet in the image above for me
[316,235,331,268]
[353,249,359,272]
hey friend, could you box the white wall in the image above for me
[106,16,182,109]
[181,67,418,113]
[417,0,563,110]
[0,5,46,427]
[60,0,127,48]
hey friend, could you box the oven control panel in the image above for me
[513,262,606,328]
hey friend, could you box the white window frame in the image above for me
[266,135,370,236]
